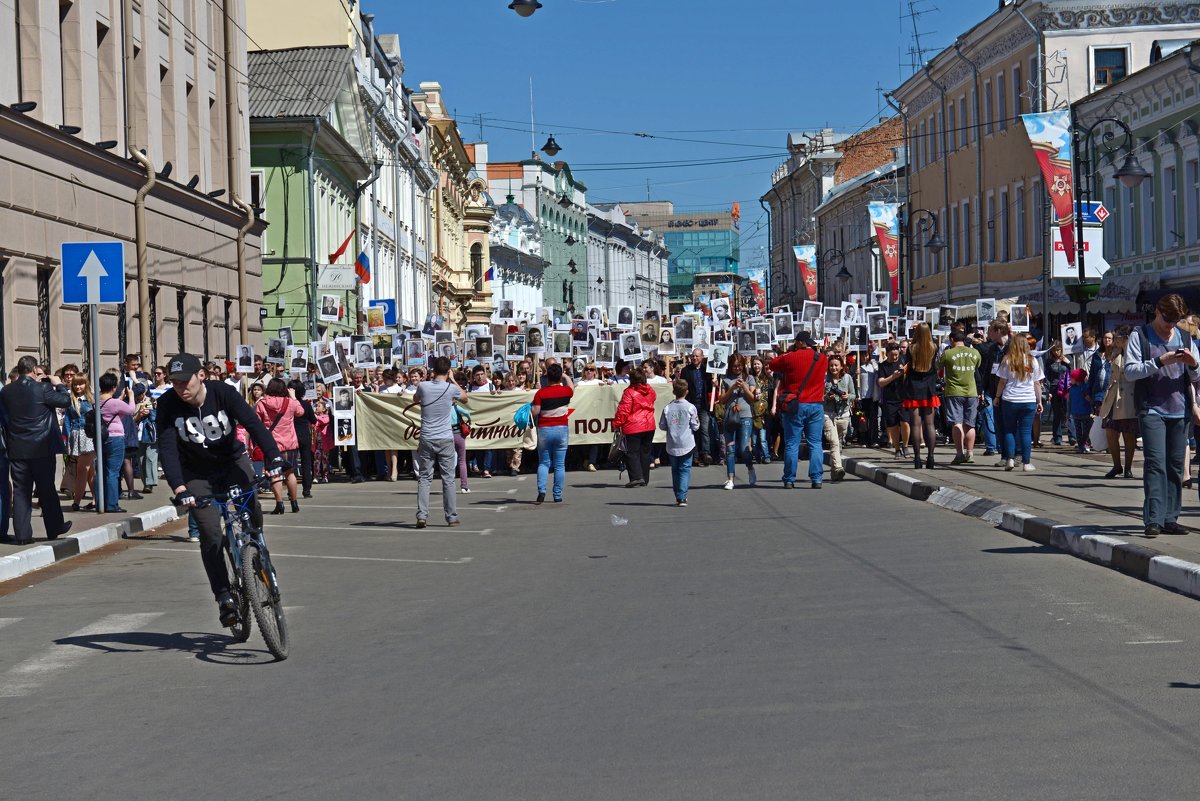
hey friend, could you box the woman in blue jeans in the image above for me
[720,354,759,490]
[531,364,573,504]
[95,373,138,512]
[994,334,1045,471]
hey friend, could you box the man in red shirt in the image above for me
[768,332,829,488]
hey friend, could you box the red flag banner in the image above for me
[328,230,355,264]
[867,202,901,299]
[793,245,817,301]
[1021,111,1076,268]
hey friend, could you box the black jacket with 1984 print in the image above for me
[156,380,283,488]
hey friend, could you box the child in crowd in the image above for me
[659,378,700,507]
[313,398,333,483]
[1067,368,1093,453]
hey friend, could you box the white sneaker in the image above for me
[460,487,471,493]
[1004,459,1015,471]
[996,458,1008,467]
[1022,463,1036,472]
[723,478,734,490]
[587,464,597,472]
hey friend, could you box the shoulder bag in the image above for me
[250,404,288,462]
[777,353,822,415]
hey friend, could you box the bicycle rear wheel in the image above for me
[241,542,289,660]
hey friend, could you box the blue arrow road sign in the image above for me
[61,241,125,305]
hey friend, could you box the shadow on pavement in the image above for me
[55,630,277,665]
[1168,682,1200,689]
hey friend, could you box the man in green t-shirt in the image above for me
[941,330,982,464]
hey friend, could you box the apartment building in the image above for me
[0,0,261,371]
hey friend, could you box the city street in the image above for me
[4,467,1200,799]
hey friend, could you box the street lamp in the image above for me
[819,248,846,302]
[898,207,945,308]
[541,134,561,157]
[509,0,542,16]
[1071,115,1150,320]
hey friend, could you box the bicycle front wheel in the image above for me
[225,545,252,643]
[241,543,289,660]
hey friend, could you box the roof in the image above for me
[248,46,355,118]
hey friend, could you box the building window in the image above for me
[958,96,968,146]
[1015,186,1026,259]
[999,188,1010,262]
[962,199,971,265]
[1164,165,1178,250]
[933,111,941,162]
[969,89,977,142]
[1013,64,1023,115]
[1187,159,1200,244]
[986,195,996,261]
[177,290,186,353]
[1141,178,1155,253]
[37,266,51,365]
[1104,186,1118,259]
[947,104,956,152]
[1093,47,1128,89]
[997,72,1008,131]
[984,80,993,135]
[470,243,483,289]
[250,171,264,211]
[1032,179,1043,256]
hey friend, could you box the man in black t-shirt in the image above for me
[157,353,288,628]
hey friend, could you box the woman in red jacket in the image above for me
[613,366,658,487]
[255,378,304,514]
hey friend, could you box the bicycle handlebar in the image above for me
[171,474,278,509]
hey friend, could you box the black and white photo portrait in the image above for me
[619,332,642,360]
[506,333,526,359]
[266,338,286,363]
[736,328,758,355]
[236,345,254,373]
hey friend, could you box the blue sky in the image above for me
[381,0,997,269]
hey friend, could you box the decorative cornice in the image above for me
[1041,4,1200,30]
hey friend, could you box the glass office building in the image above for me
[619,203,740,307]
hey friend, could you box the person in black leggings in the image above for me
[287,379,317,498]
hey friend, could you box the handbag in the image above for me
[606,430,627,465]
[250,404,288,461]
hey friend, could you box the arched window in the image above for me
[470,243,483,289]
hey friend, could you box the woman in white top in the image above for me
[994,333,1045,471]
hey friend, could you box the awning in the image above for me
[1091,271,1160,314]
[1017,283,1076,315]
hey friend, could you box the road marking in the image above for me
[138,547,472,564]
[0,613,162,697]
[1125,640,1184,645]
[0,618,21,631]
[298,505,418,510]
[278,524,495,534]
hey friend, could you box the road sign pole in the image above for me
[90,303,104,515]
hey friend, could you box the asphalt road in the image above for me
[3,463,1200,800]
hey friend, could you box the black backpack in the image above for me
[83,399,109,442]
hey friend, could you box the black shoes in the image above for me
[270,502,285,515]
[1163,522,1189,535]
[350,476,364,484]
[926,457,935,470]
[1104,467,1122,479]
[47,522,72,541]
[216,593,239,628]
[1145,524,1162,538]
[415,519,427,529]
[784,481,795,489]
[811,481,822,489]
[290,499,300,513]
[302,490,313,499]
[535,493,545,505]
[831,467,846,482]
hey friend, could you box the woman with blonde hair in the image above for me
[63,375,97,511]
[901,323,940,469]
[994,332,1045,471]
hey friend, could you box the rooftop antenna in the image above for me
[903,0,938,75]
[646,178,651,201]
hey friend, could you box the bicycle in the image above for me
[179,474,290,660]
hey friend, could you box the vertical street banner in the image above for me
[867,202,901,299]
[1021,110,1076,267]
[793,245,817,301]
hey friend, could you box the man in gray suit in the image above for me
[0,356,72,544]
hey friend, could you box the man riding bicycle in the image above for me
[156,353,288,626]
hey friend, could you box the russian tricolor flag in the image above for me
[355,250,371,284]
[485,265,494,282]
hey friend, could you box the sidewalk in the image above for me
[844,441,1200,601]
[1,489,180,582]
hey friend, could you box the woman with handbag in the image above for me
[901,323,940,469]
[613,366,658,488]
[64,375,96,511]
[1099,325,1139,479]
[531,363,573,503]
[254,378,304,514]
[719,354,759,490]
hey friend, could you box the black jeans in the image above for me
[296,439,314,494]
[9,455,64,542]
[186,456,262,599]
[624,430,655,484]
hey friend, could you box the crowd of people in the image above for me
[2,293,1198,544]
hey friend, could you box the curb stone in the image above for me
[0,505,179,584]
[843,455,1200,603]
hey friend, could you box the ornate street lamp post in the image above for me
[818,248,848,303]
[899,208,946,310]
